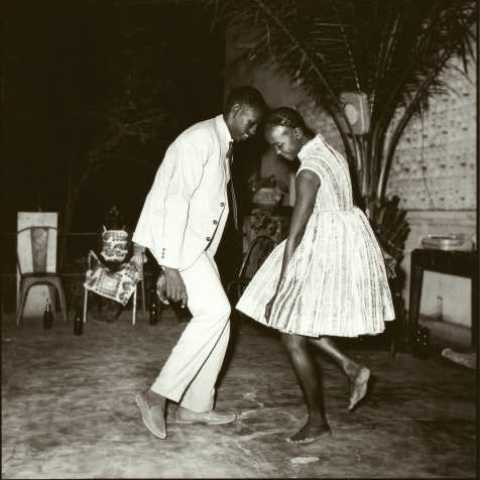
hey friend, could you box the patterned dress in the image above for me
[236,135,395,337]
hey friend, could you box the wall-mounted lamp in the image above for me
[339,92,370,135]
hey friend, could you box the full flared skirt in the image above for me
[236,208,395,337]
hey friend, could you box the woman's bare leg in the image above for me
[281,333,331,443]
[308,337,370,410]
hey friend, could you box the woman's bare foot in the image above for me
[348,366,370,411]
[287,418,331,444]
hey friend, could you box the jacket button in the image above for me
[206,236,211,241]
[220,202,225,207]
[213,220,218,225]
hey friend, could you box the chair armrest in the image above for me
[87,250,98,270]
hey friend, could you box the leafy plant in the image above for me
[203,0,476,282]
[206,0,476,208]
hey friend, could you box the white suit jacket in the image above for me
[133,115,233,270]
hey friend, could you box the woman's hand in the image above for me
[265,295,277,324]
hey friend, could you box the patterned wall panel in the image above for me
[292,57,477,213]
[386,57,477,210]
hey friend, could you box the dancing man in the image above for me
[132,87,267,439]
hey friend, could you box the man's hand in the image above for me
[163,267,188,308]
[156,272,170,305]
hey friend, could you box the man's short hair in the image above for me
[224,86,267,115]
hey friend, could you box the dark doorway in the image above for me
[3,0,225,234]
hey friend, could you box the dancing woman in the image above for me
[237,107,395,444]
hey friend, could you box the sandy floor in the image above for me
[1,309,476,478]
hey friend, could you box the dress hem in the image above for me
[238,310,394,338]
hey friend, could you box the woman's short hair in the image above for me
[224,86,267,114]
[265,107,311,134]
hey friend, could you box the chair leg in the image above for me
[0,276,3,324]
[141,279,146,318]
[16,273,20,312]
[83,289,88,324]
[56,280,68,323]
[132,287,137,326]
[16,282,30,327]
[47,285,57,319]
[390,322,397,358]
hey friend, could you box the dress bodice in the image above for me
[297,135,354,211]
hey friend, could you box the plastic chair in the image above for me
[16,226,67,326]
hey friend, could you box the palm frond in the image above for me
[204,0,477,212]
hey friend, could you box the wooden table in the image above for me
[408,248,478,349]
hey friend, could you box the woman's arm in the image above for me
[265,169,320,320]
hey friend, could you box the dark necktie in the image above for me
[226,141,239,230]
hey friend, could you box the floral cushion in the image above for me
[84,251,139,306]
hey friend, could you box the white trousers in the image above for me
[150,251,231,413]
